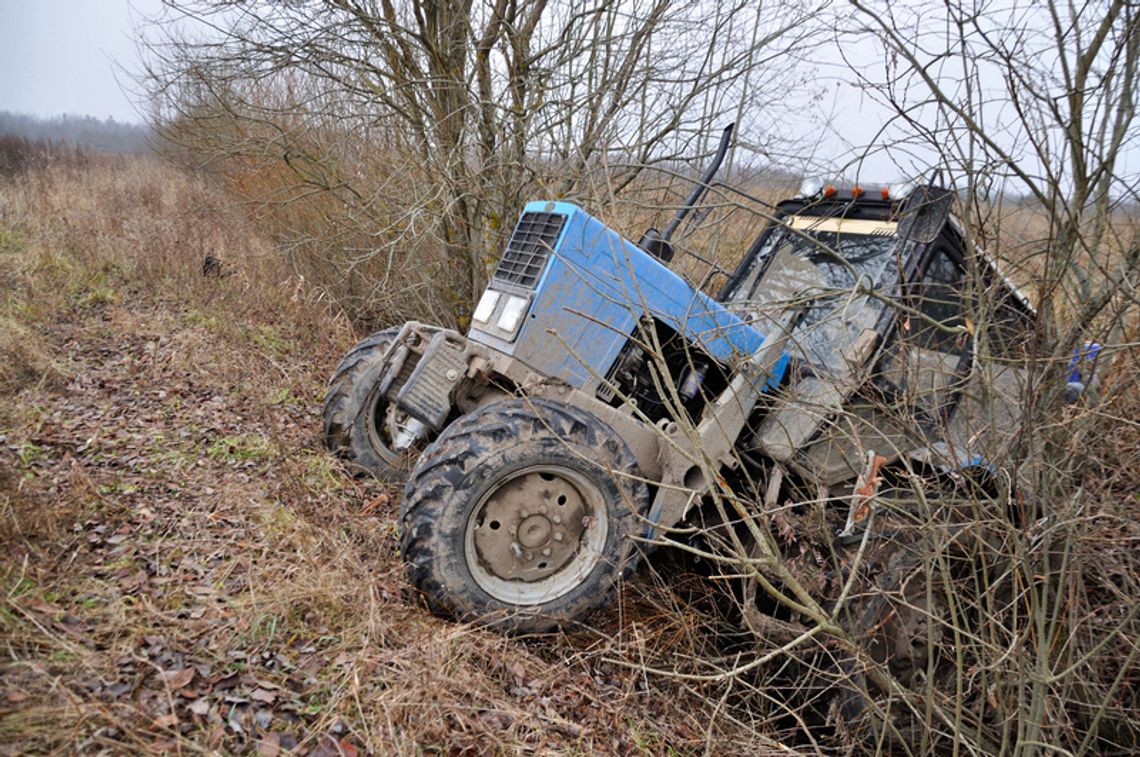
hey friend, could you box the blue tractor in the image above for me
[323,126,1054,636]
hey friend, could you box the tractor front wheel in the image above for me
[322,325,434,481]
[400,398,649,633]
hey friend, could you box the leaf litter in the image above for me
[1,299,767,755]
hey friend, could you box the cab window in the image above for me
[724,220,897,371]
[912,246,968,355]
[875,245,969,427]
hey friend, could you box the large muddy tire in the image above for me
[836,538,949,749]
[322,326,427,481]
[400,397,650,633]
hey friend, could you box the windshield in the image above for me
[726,217,898,371]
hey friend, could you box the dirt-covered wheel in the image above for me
[836,537,949,748]
[322,325,434,481]
[399,397,650,633]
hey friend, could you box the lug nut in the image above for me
[553,532,564,542]
[542,548,552,556]
[552,515,562,525]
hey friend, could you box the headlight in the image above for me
[799,177,823,198]
[472,289,500,323]
[497,295,529,333]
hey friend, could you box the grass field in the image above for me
[0,156,796,755]
[2,154,1138,755]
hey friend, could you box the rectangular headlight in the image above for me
[497,294,529,333]
[472,289,500,323]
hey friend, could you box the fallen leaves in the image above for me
[257,732,282,757]
[161,667,195,690]
[358,492,388,516]
[152,713,179,729]
[310,735,360,757]
[0,220,731,756]
[250,687,277,704]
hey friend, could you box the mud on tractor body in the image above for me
[323,126,1090,643]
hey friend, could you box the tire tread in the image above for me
[399,397,649,633]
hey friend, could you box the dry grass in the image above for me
[159,116,478,331]
[0,316,63,396]
[3,152,1138,755]
[0,156,790,755]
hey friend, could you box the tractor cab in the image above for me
[713,179,1041,486]
[719,188,903,377]
[716,181,1008,476]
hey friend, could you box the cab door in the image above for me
[876,242,972,432]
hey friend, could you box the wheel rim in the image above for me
[365,386,395,452]
[881,573,943,677]
[465,464,609,606]
[364,386,423,461]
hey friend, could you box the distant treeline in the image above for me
[0,111,151,154]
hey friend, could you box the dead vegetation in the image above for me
[1,145,1138,755]
[0,156,797,755]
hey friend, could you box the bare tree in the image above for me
[846,0,1138,372]
[818,1,1140,750]
[138,0,824,324]
[612,2,1139,752]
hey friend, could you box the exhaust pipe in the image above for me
[640,123,735,263]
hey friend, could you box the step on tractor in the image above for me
[323,125,1093,644]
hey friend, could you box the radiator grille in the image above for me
[492,212,565,289]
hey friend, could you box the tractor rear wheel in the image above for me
[400,397,649,633]
[836,537,950,748]
[322,326,431,481]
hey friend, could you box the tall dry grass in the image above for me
[159,113,481,330]
[0,154,794,754]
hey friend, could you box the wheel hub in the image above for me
[888,583,943,674]
[518,515,553,548]
[470,468,595,586]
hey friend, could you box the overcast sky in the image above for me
[0,0,161,123]
[0,0,898,179]
[0,0,911,180]
[1,2,1131,190]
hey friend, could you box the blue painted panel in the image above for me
[1067,341,1101,383]
[479,201,790,390]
